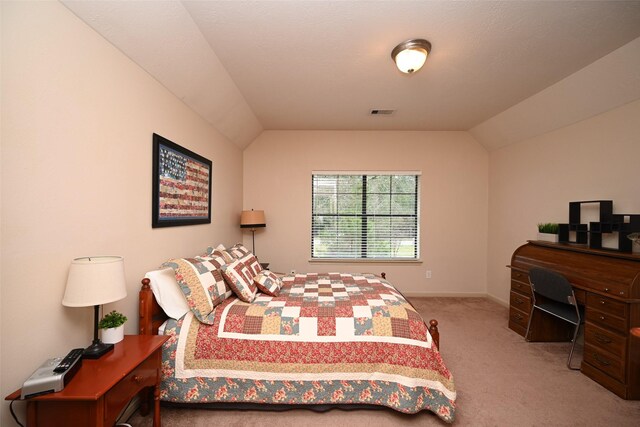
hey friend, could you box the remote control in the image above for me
[53,348,84,373]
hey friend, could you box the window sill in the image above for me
[309,258,422,264]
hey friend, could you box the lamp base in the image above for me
[83,340,114,359]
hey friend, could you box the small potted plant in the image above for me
[537,223,559,243]
[99,310,127,344]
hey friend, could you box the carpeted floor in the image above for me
[127,297,640,426]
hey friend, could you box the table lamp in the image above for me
[62,256,127,359]
[240,209,266,255]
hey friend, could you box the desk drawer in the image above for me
[583,280,629,298]
[586,294,627,318]
[511,270,528,283]
[586,307,627,334]
[509,307,529,330]
[105,355,158,424]
[583,343,625,382]
[584,322,627,360]
[510,291,531,314]
[510,279,531,295]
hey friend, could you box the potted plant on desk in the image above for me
[99,310,127,344]
[537,223,559,243]
[628,232,640,254]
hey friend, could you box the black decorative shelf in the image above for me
[558,200,640,253]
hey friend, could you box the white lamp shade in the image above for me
[62,256,127,307]
[395,48,428,73]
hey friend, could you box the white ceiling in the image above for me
[62,1,640,150]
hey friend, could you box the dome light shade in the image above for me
[391,39,432,74]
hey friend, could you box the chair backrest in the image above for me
[528,267,575,305]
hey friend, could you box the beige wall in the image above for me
[488,99,640,304]
[243,130,489,296]
[0,2,242,422]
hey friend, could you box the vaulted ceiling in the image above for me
[62,1,640,150]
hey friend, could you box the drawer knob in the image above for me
[595,334,612,344]
[133,375,143,384]
[604,288,610,292]
[514,313,523,320]
[515,298,523,304]
[593,353,610,366]
[600,300,605,305]
[599,316,605,321]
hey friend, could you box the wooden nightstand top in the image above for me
[6,335,168,401]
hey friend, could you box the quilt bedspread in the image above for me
[160,273,456,422]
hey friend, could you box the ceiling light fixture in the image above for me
[391,39,432,74]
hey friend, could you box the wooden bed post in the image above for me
[429,319,440,349]
[140,278,170,336]
[139,278,152,335]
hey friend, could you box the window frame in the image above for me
[310,171,421,261]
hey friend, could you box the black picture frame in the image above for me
[152,133,212,228]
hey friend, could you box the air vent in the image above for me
[370,109,396,115]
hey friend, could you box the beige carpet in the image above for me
[127,297,640,426]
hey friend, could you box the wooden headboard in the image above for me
[139,278,168,335]
[138,272,440,349]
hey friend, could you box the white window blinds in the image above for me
[311,173,420,260]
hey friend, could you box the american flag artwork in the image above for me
[158,145,210,220]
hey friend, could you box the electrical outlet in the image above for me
[426,270,432,279]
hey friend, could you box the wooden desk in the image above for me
[6,335,169,427]
[508,241,640,399]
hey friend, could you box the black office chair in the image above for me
[525,267,584,370]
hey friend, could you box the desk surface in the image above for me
[509,240,640,302]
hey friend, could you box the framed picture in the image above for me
[152,133,212,228]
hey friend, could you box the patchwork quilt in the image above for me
[160,273,456,422]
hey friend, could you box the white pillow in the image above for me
[144,267,190,320]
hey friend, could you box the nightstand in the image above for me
[6,335,169,427]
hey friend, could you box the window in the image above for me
[311,172,420,260]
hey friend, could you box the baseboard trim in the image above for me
[403,292,488,298]
[402,292,510,307]
[486,294,509,307]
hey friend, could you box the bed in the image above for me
[138,246,456,423]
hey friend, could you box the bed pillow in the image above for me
[221,259,258,302]
[162,257,229,324]
[205,244,235,263]
[197,254,235,300]
[240,252,263,277]
[212,249,235,264]
[144,267,190,320]
[253,270,282,296]
[229,243,251,259]
[203,243,225,256]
